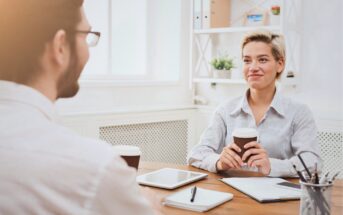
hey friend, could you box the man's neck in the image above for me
[28,79,57,102]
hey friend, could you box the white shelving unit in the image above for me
[193,77,297,87]
[193,78,246,84]
[193,25,281,34]
[190,0,301,89]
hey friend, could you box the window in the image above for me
[111,0,147,78]
[82,0,182,82]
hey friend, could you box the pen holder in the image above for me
[300,181,332,215]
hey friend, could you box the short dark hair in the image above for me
[0,0,84,84]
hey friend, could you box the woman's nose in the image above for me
[249,61,259,71]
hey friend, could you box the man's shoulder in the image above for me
[41,123,118,165]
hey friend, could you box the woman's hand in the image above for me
[242,141,271,175]
[216,143,244,171]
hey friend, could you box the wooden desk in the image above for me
[138,162,343,215]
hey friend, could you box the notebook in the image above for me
[220,177,301,203]
[163,187,233,212]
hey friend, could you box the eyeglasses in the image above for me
[74,30,101,47]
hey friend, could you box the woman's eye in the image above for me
[243,59,251,64]
[259,58,268,63]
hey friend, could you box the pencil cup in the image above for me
[300,181,332,215]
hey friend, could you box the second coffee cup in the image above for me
[112,145,141,169]
[232,128,258,162]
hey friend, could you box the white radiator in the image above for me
[58,108,343,178]
[318,131,343,179]
[99,120,189,164]
[57,108,197,164]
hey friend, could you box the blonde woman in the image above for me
[188,30,321,177]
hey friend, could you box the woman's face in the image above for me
[242,41,284,91]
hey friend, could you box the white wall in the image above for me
[295,0,343,125]
[56,84,193,113]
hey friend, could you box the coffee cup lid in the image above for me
[112,145,141,156]
[232,128,258,138]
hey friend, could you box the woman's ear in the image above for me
[277,57,285,73]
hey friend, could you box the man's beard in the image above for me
[56,46,83,99]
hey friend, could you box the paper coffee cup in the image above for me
[112,145,141,169]
[232,128,258,162]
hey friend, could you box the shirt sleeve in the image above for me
[269,104,322,177]
[187,110,227,173]
[89,156,156,215]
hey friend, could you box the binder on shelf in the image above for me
[193,0,202,29]
[163,186,233,212]
[201,0,231,29]
[202,0,210,29]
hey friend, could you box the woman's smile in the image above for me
[248,73,263,80]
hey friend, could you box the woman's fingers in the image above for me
[223,152,241,168]
[230,143,242,153]
[242,143,271,175]
[220,156,237,169]
[218,144,244,170]
[242,148,266,162]
[242,145,271,176]
[226,147,243,165]
[250,159,271,175]
[247,153,266,166]
[244,141,260,149]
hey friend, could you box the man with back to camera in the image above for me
[0,1,160,214]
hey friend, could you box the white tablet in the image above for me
[137,168,208,189]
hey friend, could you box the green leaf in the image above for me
[210,56,235,70]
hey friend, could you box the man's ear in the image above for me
[50,30,69,66]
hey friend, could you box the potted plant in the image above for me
[210,56,235,79]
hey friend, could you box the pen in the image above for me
[190,186,197,202]
[297,154,312,179]
[319,171,330,184]
[293,165,306,182]
[314,163,319,184]
[329,171,340,184]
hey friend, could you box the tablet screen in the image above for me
[137,168,208,189]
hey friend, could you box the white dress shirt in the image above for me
[0,81,154,215]
[188,89,322,177]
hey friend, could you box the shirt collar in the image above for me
[230,87,285,117]
[270,88,285,117]
[230,89,251,116]
[0,80,56,121]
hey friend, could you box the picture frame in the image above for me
[242,9,268,26]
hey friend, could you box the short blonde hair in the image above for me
[241,30,286,78]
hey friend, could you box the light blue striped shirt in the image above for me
[188,89,322,177]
